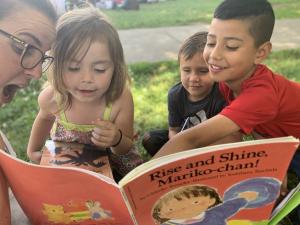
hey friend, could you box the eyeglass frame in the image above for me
[0,29,54,72]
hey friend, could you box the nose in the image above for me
[209,44,223,61]
[24,64,43,80]
[190,72,200,82]
[81,70,93,83]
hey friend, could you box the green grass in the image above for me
[270,0,300,19]
[102,0,300,29]
[265,49,300,81]
[103,0,220,29]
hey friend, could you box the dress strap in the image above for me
[59,110,68,122]
[57,110,95,132]
[103,103,112,120]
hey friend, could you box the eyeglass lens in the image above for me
[21,45,53,72]
[0,29,53,72]
[42,57,53,72]
[21,46,43,69]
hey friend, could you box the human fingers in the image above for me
[94,119,114,130]
[91,134,115,148]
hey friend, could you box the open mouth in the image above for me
[78,89,96,95]
[209,64,226,72]
[190,85,202,88]
[1,84,20,104]
[79,90,94,92]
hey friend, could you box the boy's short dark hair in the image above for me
[178,31,208,62]
[214,0,274,47]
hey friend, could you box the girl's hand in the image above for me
[27,151,42,164]
[92,120,121,148]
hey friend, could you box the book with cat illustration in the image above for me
[0,130,300,225]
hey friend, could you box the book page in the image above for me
[40,140,114,179]
[269,182,300,225]
[0,150,134,225]
[121,137,298,225]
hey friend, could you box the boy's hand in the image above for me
[92,120,120,148]
[280,175,288,196]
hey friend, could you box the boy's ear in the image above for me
[209,197,216,206]
[254,41,272,64]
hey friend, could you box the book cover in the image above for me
[0,131,299,225]
[0,151,134,225]
[120,137,299,225]
[40,140,113,179]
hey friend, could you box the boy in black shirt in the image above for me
[142,32,227,156]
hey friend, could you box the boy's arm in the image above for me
[168,127,180,139]
[210,131,242,145]
[153,115,240,158]
[0,169,11,225]
[167,84,183,139]
[27,88,56,163]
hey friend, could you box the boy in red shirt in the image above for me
[154,0,300,176]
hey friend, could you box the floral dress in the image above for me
[51,104,143,177]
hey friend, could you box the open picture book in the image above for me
[0,131,299,225]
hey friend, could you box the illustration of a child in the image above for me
[26,6,143,180]
[152,184,259,225]
[143,32,238,157]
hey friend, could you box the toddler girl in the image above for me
[27,6,143,179]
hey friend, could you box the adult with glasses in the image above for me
[0,0,57,224]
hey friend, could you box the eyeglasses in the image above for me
[0,29,54,73]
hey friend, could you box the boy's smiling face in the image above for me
[203,18,264,90]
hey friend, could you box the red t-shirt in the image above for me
[219,64,300,138]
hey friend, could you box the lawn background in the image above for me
[103,0,300,29]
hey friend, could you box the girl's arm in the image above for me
[153,114,240,159]
[92,87,134,155]
[27,87,56,163]
[0,169,11,225]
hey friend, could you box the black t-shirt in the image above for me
[168,82,226,130]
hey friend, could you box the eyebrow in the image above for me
[182,66,208,70]
[92,60,111,65]
[69,59,81,64]
[197,66,209,70]
[68,59,111,65]
[207,34,243,42]
[19,32,42,47]
[224,37,243,42]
